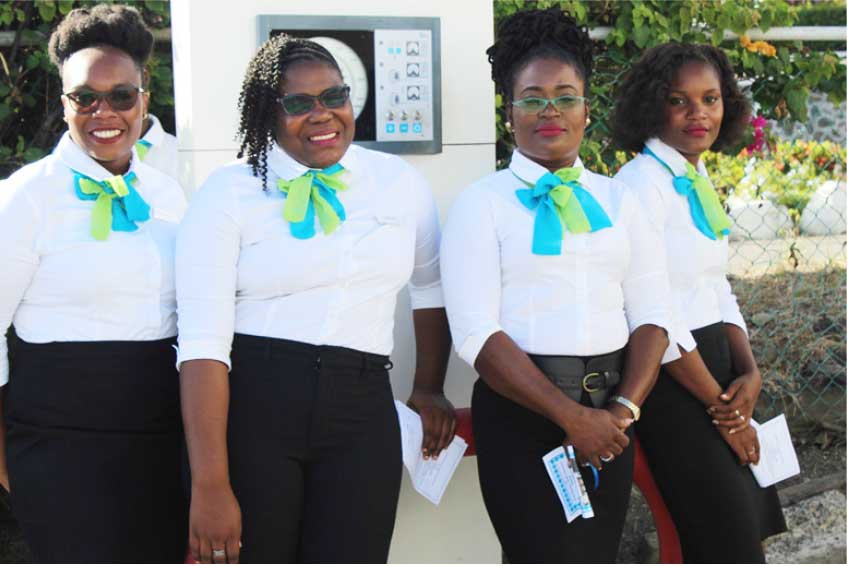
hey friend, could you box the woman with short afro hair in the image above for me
[613,43,787,562]
[0,3,187,562]
[176,33,454,563]
[441,7,672,562]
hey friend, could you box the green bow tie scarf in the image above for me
[277,164,348,239]
[515,167,613,255]
[135,139,152,160]
[73,171,151,241]
[642,146,731,240]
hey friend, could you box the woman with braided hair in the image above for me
[0,4,187,562]
[612,42,786,563]
[440,7,671,562]
[176,33,454,563]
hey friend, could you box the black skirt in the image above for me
[5,338,188,563]
[636,322,787,563]
[472,351,634,563]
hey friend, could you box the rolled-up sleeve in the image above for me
[440,186,503,368]
[175,176,241,369]
[407,169,443,310]
[0,183,41,386]
[714,276,748,334]
[621,190,673,346]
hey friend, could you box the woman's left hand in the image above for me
[708,371,762,433]
[407,386,457,459]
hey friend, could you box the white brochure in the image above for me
[394,400,468,505]
[542,445,594,523]
[749,414,800,487]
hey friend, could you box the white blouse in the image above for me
[175,143,443,369]
[441,149,672,368]
[0,132,187,385]
[615,137,747,364]
[139,114,179,181]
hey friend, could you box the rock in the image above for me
[800,180,847,236]
[752,311,773,327]
[765,490,847,564]
[728,197,794,241]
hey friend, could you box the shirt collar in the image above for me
[141,114,165,146]
[508,148,588,186]
[55,131,141,182]
[266,142,358,184]
[645,137,710,177]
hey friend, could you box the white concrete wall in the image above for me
[170,0,498,562]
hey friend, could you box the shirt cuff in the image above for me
[0,352,7,387]
[409,283,445,310]
[457,324,502,368]
[176,339,232,371]
[661,328,698,364]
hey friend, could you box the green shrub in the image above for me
[493,1,847,173]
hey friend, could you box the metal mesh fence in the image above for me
[716,142,846,427]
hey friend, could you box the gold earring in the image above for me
[585,117,591,126]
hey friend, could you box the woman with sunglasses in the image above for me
[0,4,187,562]
[440,8,671,562]
[176,34,453,563]
[611,43,786,563]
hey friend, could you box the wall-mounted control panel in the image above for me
[257,15,442,154]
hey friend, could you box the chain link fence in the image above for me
[717,132,846,428]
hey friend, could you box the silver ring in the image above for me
[601,455,614,463]
[212,549,226,559]
[735,409,741,417]
[748,447,757,454]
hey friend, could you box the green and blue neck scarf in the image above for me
[642,146,731,240]
[277,164,348,239]
[73,170,150,241]
[515,166,613,255]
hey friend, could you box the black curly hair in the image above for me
[487,7,593,102]
[610,42,751,153]
[236,33,342,189]
[48,4,154,71]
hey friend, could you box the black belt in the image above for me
[528,349,624,409]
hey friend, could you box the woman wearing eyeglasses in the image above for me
[176,34,453,564]
[0,5,187,563]
[440,9,671,562]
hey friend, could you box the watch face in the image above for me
[309,36,369,120]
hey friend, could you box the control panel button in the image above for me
[386,123,396,133]
[400,123,409,133]
[413,122,422,133]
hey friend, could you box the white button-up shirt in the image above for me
[176,143,443,369]
[139,114,179,181]
[0,132,187,385]
[441,149,672,368]
[615,137,747,364]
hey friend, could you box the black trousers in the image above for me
[5,338,187,563]
[636,322,787,563]
[472,378,635,563]
[227,334,402,564]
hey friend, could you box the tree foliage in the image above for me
[0,0,172,177]
[493,0,847,173]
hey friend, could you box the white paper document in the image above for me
[749,414,800,487]
[394,400,467,505]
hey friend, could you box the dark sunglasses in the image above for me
[277,85,350,115]
[63,85,146,114]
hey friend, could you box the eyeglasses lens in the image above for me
[280,86,350,115]
[68,87,140,114]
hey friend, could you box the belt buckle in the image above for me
[582,372,602,393]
